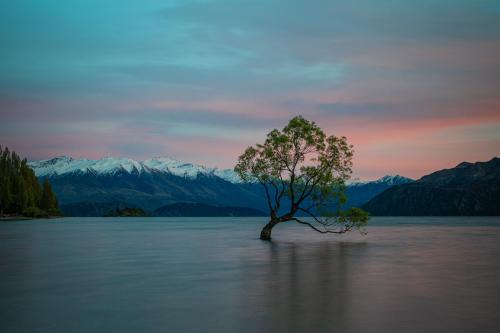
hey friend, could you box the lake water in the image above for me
[1,217,500,333]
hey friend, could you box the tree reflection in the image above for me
[239,240,368,333]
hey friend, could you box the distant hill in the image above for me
[105,207,149,217]
[362,157,500,216]
[60,201,138,217]
[29,156,412,216]
[345,175,413,207]
[154,203,266,217]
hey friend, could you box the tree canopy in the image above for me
[235,116,369,240]
[0,146,61,217]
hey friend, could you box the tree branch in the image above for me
[259,181,275,217]
[290,217,348,234]
[298,207,332,226]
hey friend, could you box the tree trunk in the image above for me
[260,219,279,240]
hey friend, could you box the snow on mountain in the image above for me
[347,175,413,186]
[142,157,213,179]
[28,156,92,176]
[28,156,243,183]
[213,168,244,184]
[92,157,144,174]
[29,156,145,176]
[28,156,411,186]
[374,175,413,185]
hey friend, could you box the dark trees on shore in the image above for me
[0,146,61,217]
[235,116,369,240]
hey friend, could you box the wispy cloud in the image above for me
[1,0,499,179]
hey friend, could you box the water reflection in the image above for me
[1,218,499,333]
[240,241,368,333]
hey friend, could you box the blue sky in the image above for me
[1,0,499,178]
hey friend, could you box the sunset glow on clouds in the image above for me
[1,0,499,179]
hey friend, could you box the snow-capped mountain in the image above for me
[28,155,413,216]
[347,175,413,187]
[29,156,243,183]
[344,174,413,208]
[29,155,414,187]
[30,155,413,187]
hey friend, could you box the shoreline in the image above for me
[0,215,63,221]
[0,216,33,221]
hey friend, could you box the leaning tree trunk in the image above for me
[260,219,279,240]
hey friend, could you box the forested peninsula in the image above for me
[0,146,61,219]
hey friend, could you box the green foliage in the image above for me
[40,178,56,210]
[0,146,62,217]
[104,207,149,217]
[22,206,48,218]
[338,207,370,234]
[235,116,369,235]
[46,207,63,217]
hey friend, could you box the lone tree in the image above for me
[235,116,369,240]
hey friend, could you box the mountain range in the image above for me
[28,156,413,216]
[363,157,500,216]
[30,156,242,183]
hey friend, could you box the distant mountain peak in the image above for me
[363,156,500,216]
[42,156,74,164]
[347,174,413,186]
[456,161,473,168]
[28,155,242,183]
[376,175,414,185]
[54,155,73,161]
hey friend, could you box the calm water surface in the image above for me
[1,217,500,333]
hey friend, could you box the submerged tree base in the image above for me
[260,220,277,240]
[260,229,272,240]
